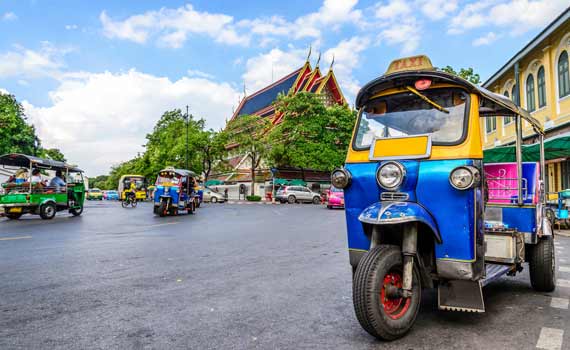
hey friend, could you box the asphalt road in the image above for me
[1,201,569,350]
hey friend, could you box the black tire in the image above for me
[39,202,57,220]
[211,196,218,203]
[131,200,137,208]
[5,212,23,220]
[70,206,83,216]
[327,205,332,209]
[157,201,168,217]
[312,196,321,205]
[353,245,421,341]
[121,200,129,208]
[288,195,296,204]
[529,235,556,292]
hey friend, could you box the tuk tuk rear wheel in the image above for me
[39,202,57,220]
[70,206,83,216]
[529,236,556,292]
[157,202,168,217]
[5,212,23,220]
[353,245,421,341]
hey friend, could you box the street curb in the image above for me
[555,230,570,238]
[226,201,282,205]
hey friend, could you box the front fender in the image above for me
[40,198,57,206]
[358,201,441,243]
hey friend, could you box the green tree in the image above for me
[197,129,229,183]
[268,92,356,171]
[89,175,110,190]
[0,92,41,155]
[40,148,66,162]
[441,66,481,85]
[225,114,271,196]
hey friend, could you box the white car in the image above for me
[276,186,322,204]
[203,189,225,203]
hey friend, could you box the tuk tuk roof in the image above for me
[120,174,145,179]
[355,70,543,135]
[159,167,197,178]
[0,153,82,172]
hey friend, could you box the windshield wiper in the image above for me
[406,86,449,114]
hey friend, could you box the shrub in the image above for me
[246,195,262,202]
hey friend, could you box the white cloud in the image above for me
[65,24,78,30]
[473,31,499,46]
[242,48,307,92]
[2,12,17,21]
[0,42,69,79]
[375,0,411,20]
[417,0,458,20]
[448,0,568,35]
[100,4,248,48]
[323,37,370,99]
[187,69,214,79]
[23,70,240,175]
[378,18,422,55]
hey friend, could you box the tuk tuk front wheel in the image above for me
[39,202,57,220]
[353,245,421,341]
[529,236,556,292]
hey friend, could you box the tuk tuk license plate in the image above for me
[9,207,22,213]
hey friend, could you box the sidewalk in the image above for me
[225,200,281,205]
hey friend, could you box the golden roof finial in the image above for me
[306,45,312,63]
[329,54,335,71]
[315,52,321,68]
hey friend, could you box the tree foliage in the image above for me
[0,92,41,156]
[441,66,481,85]
[225,113,271,195]
[40,148,66,162]
[268,92,356,171]
[101,109,229,189]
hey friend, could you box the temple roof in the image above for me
[230,60,345,122]
[232,67,306,120]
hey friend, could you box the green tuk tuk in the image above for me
[0,154,85,220]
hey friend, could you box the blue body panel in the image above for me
[154,186,180,205]
[416,160,476,261]
[490,206,537,234]
[344,159,477,261]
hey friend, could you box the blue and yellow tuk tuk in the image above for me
[332,55,554,340]
[153,167,198,217]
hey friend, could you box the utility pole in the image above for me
[185,105,189,170]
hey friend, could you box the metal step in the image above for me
[482,263,512,287]
[438,279,485,313]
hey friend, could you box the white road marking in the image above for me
[556,246,565,250]
[536,327,564,350]
[557,279,570,288]
[550,297,569,309]
[560,258,568,263]
[559,266,570,273]
[0,235,32,241]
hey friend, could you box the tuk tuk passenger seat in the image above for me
[484,162,539,205]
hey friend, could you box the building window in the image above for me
[511,85,519,106]
[559,51,570,98]
[537,66,546,108]
[526,74,535,112]
[503,91,513,125]
[485,117,496,133]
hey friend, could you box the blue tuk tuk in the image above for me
[332,55,555,340]
[153,167,198,216]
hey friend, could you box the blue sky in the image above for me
[0,0,568,175]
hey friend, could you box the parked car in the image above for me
[203,188,225,203]
[87,188,103,200]
[276,186,321,204]
[105,190,120,200]
[327,186,344,209]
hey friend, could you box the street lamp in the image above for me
[184,105,189,170]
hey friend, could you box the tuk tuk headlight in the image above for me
[331,168,351,189]
[377,161,405,190]
[449,166,480,190]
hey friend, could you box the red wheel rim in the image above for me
[380,271,411,320]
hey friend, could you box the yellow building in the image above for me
[482,7,570,194]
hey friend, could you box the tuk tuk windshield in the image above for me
[156,175,180,186]
[354,88,468,149]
